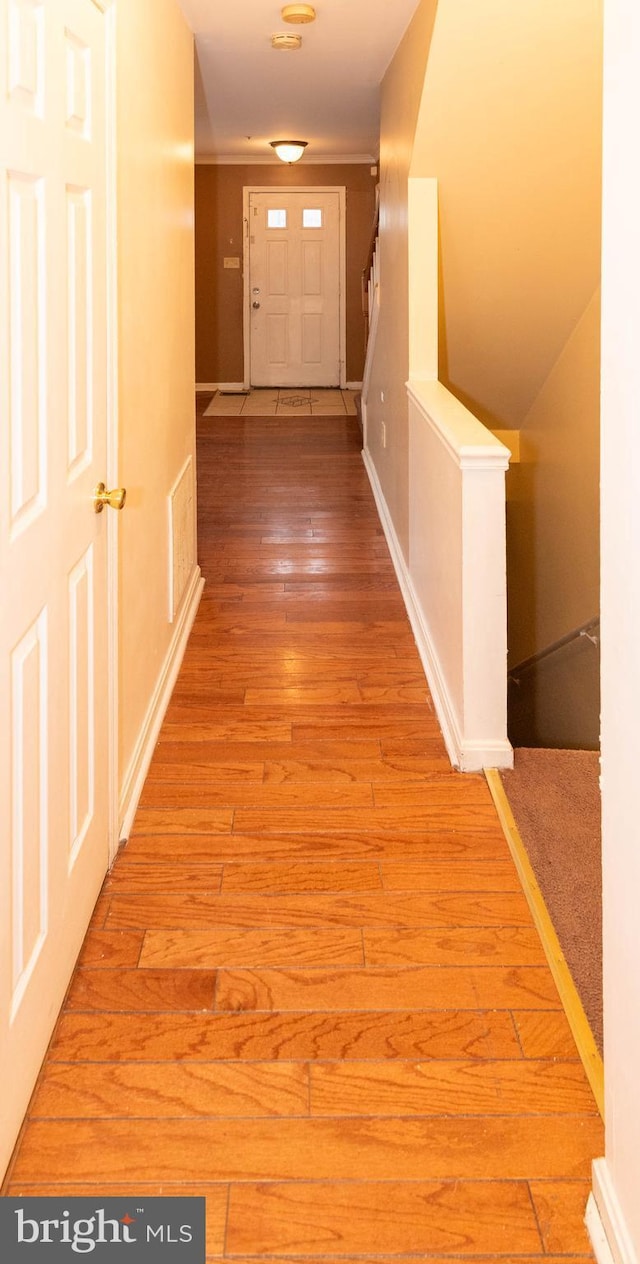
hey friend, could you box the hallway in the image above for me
[4,404,602,1258]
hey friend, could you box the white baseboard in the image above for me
[118,566,204,840]
[196,382,246,393]
[362,447,512,772]
[198,382,362,394]
[588,1160,640,1264]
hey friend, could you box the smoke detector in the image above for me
[281,4,316,22]
[271,31,303,50]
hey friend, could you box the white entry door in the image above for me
[248,189,343,387]
[0,0,113,1176]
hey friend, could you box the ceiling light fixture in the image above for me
[270,140,308,164]
[281,4,316,22]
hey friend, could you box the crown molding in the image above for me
[195,154,378,166]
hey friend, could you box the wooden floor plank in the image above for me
[136,782,375,810]
[10,1115,602,1184]
[64,968,218,1012]
[226,1180,542,1256]
[379,859,523,891]
[139,929,365,969]
[233,805,505,832]
[220,861,383,893]
[263,754,452,782]
[104,890,534,931]
[121,830,512,863]
[364,926,547,966]
[29,1062,309,1120]
[529,1179,594,1254]
[513,1010,582,1059]
[217,1256,594,1264]
[76,930,143,969]
[104,863,223,893]
[47,1009,521,1062]
[213,965,561,1013]
[308,1060,598,1117]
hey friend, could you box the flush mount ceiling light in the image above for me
[270,140,308,164]
[281,4,316,22]
[271,31,302,50]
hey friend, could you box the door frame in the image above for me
[242,185,347,390]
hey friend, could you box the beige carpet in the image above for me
[501,748,602,1052]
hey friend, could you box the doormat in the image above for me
[280,395,319,407]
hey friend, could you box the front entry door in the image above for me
[0,0,113,1176]
[248,190,342,387]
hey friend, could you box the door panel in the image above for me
[0,0,112,1178]
[249,191,341,387]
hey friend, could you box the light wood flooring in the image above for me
[4,405,602,1261]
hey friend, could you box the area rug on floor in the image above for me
[500,747,602,1052]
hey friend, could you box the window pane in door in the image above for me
[303,208,323,228]
[267,209,287,228]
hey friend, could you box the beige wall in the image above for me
[412,0,603,428]
[116,0,197,791]
[195,163,377,385]
[366,0,439,556]
[368,0,602,663]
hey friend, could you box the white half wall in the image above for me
[364,378,512,771]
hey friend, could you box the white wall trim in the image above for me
[406,379,510,472]
[196,154,377,166]
[362,447,512,771]
[118,567,204,840]
[588,1161,640,1264]
[242,186,347,390]
[196,382,246,393]
[103,0,119,864]
[198,382,361,396]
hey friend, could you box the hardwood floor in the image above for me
[3,405,602,1261]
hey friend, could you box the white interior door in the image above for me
[248,189,342,387]
[0,0,113,1176]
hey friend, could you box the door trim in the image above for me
[88,0,118,863]
[242,186,347,390]
[102,0,119,863]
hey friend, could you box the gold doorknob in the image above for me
[93,482,127,513]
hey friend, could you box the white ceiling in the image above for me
[176,0,421,162]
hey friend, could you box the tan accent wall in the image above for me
[195,164,377,385]
[365,0,439,556]
[507,289,601,665]
[116,0,196,785]
[412,0,603,428]
[368,0,602,660]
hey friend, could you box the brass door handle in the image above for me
[93,483,127,513]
